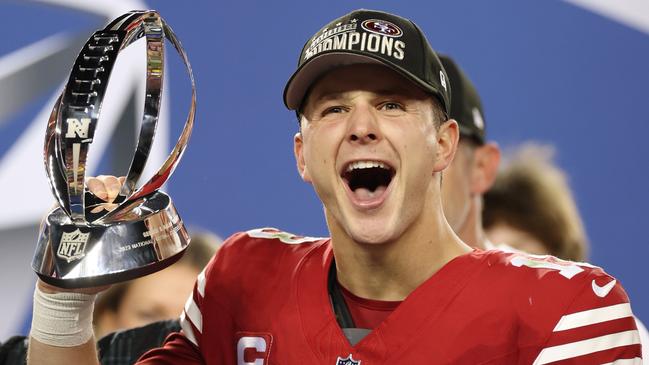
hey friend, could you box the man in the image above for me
[28,9,641,364]
[437,55,501,250]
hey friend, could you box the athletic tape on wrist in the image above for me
[30,286,97,347]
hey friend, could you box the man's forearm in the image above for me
[28,280,105,365]
[28,337,99,365]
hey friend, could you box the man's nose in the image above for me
[347,105,381,144]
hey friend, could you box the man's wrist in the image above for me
[30,285,97,347]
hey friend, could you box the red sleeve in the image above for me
[136,242,221,364]
[528,271,642,364]
[134,265,209,364]
[136,332,204,364]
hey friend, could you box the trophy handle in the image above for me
[44,94,70,215]
[113,12,164,203]
[101,12,196,223]
[56,26,124,222]
[113,15,197,209]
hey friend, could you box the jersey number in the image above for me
[246,227,322,244]
[510,255,586,279]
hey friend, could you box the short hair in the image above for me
[429,96,447,128]
[482,143,588,261]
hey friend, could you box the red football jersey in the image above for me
[137,228,642,364]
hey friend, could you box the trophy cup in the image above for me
[32,10,196,288]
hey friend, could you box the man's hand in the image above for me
[28,175,125,365]
[87,175,125,213]
[28,280,104,365]
[37,279,109,295]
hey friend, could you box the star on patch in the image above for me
[336,355,361,365]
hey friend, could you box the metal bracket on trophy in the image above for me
[32,10,196,288]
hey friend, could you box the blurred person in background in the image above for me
[483,143,648,361]
[94,231,221,339]
[438,55,501,250]
[92,230,221,364]
[482,143,587,260]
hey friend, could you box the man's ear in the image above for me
[470,142,501,194]
[294,132,312,183]
[433,119,460,172]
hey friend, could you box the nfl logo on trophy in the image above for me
[56,229,90,263]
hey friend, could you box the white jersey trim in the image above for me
[183,294,203,333]
[553,303,633,332]
[601,358,643,365]
[633,316,649,364]
[197,267,207,298]
[533,330,641,365]
[179,311,198,347]
[245,227,324,245]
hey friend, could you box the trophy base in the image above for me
[32,191,190,289]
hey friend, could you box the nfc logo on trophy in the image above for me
[57,229,89,263]
[65,117,91,139]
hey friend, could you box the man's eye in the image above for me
[323,106,345,115]
[380,102,404,111]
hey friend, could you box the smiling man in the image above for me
[28,9,642,365]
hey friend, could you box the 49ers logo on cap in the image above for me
[361,19,403,37]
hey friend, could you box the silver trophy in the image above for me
[32,10,196,288]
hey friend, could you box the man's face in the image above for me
[294,64,456,244]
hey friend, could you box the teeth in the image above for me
[346,161,389,172]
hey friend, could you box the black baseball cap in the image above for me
[439,55,486,144]
[283,9,451,117]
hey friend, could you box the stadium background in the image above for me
[0,0,647,340]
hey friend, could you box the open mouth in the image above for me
[341,161,396,202]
